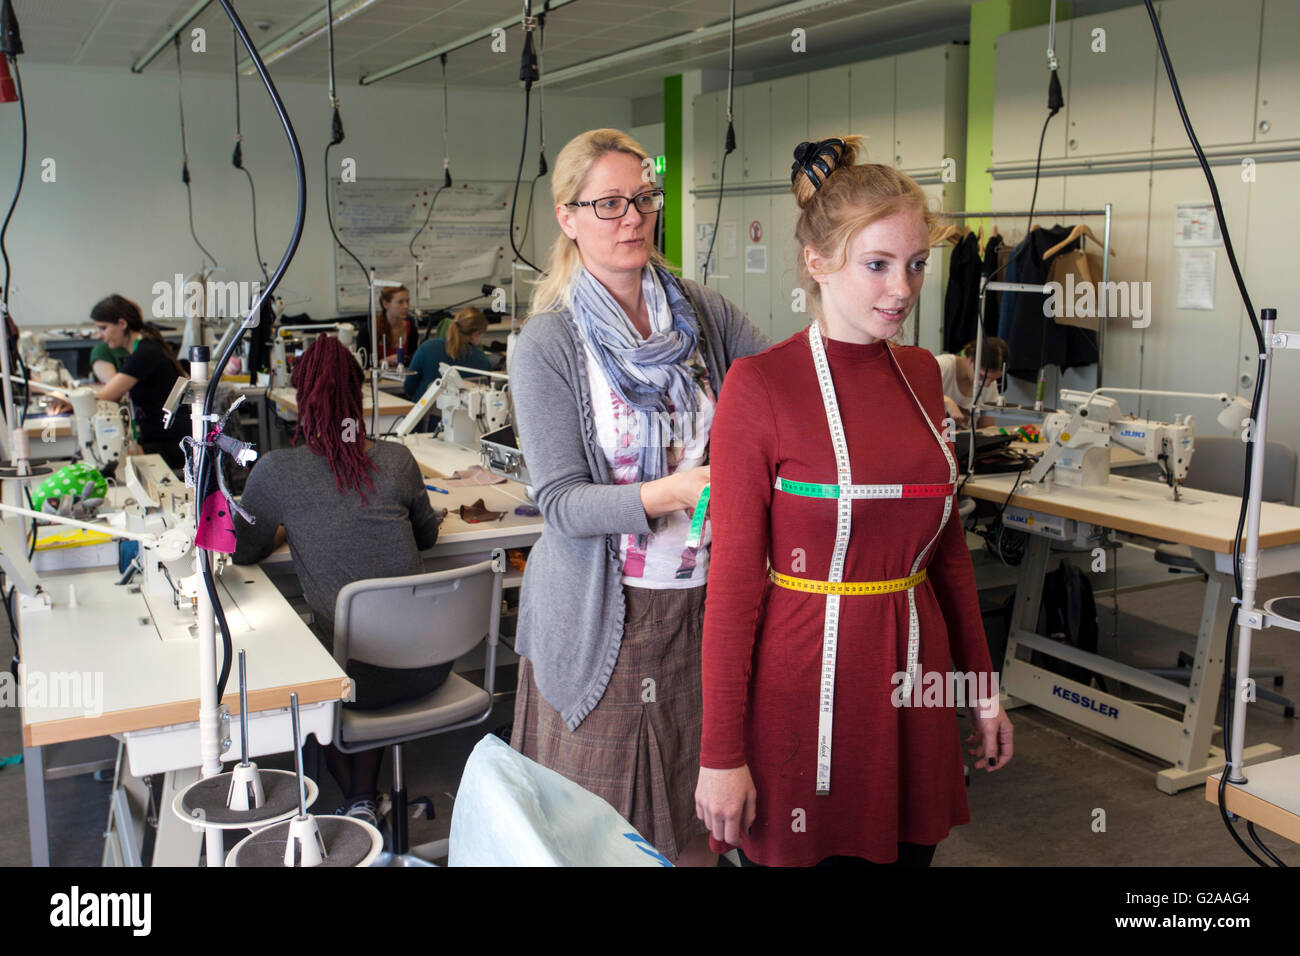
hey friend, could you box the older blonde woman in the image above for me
[509,129,769,866]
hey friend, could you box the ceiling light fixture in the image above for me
[238,0,387,75]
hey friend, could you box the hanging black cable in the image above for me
[231,28,268,285]
[507,0,542,274]
[322,0,368,285]
[701,0,737,285]
[517,12,549,252]
[174,36,218,270]
[408,54,454,261]
[1139,0,1270,866]
[198,0,308,704]
[0,5,32,427]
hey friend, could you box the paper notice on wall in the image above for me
[1174,202,1222,247]
[695,222,716,275]
[1176,248,1216,310]
[720,222,737,258]
[745,245,767,274]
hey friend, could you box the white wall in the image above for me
[0,62,632,327]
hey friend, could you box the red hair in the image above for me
[290,335,377,500]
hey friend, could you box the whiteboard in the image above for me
[330,178,528,312]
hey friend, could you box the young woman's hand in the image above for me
[967,707,1013,771]
[695,765,756,847]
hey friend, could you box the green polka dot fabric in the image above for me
[32,462,108,512]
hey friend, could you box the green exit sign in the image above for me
[654,155,667,175]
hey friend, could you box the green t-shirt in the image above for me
[90,342,129,371]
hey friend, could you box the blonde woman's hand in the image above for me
[639,465,710,520]
[695,765,756,847]
[675,465,710,512]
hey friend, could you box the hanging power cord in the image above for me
[174,35,218,271]
[195,0,308,704]
[958,11,1063,506]
[516,14,548,253]
[323,0,368,285]
[0,5,33,428]
[231,28,268,285]
[507,0,543,274]
[408,54,454,264]
[1140,0,1274,866]
[701,0,737,286]
[0,0,19,675]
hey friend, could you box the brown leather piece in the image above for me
[459,498,506,523]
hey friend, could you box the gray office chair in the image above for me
[1151,436,1296,716]
[331,551,504,867]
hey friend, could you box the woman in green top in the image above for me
[403,306,492,400]
[51,295,190,468]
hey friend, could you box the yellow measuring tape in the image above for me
[769,567,927,596]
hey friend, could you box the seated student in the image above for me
[232,334,448,826]
[51,295,190,469]
[376,285,416,367]
[934,337,1009,429]
[403,307,491,400]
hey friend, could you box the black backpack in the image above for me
[1032,559,1100,686]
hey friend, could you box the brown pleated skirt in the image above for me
[512,584,709,863]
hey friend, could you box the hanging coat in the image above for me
[1005,225,1099,382]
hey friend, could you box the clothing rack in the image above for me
[937,204,1113,474]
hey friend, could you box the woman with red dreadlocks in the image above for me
[233,335,446,827]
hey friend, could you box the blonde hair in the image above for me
[793,135,938,323]
[446,306,488,361]
[529,128,670,317]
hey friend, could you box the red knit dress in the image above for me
[701,328,995,866]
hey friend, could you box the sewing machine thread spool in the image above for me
[283,691,327,866]
[226,650,265,812]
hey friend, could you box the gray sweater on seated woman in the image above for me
[511,275,770,730]
[232,440,441,640]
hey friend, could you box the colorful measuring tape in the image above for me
[769,568,927,595]
[686,484,710,549]
[793,322,957,796]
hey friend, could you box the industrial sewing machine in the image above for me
[395,363,511,447]
[17,331,76,391]
[1020,387,1248,500]
[5,376,130,470]
[269,322,362,389]
[0,456,197,618]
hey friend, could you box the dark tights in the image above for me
[324,745,384,803]
[737,842,936,868]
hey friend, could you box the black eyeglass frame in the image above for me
[565,188,666,220]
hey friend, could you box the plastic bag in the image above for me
[448,734,671,867]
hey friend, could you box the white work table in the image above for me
[1207,754,1300,846]
[961,472,1300,793]
[17,566,349,750]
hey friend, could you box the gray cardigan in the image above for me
[511,276,771,729]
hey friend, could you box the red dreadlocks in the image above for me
[290,334,378,500]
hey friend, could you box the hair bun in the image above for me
[790,136,862,208]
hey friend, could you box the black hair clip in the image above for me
[791,138,847,191]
